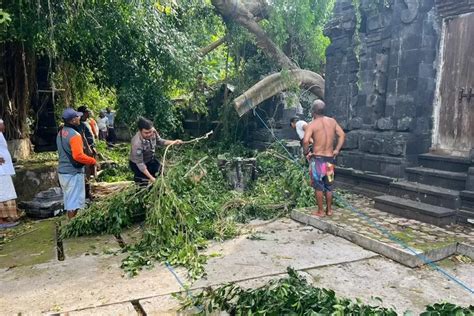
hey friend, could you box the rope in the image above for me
[252,108,297,162]
[165,261,189,294]
[252,110,474,295]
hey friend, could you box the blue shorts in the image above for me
[309,156,335,192]
[58,173,86,211]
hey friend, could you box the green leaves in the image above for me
[0,9,12,26]
[181,265,473,314]
[60,185,146,238]
[3,0,206,133]
[182,267,398,315]
[60,144,317,278]
[421,303,474,316]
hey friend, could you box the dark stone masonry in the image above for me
[325,0,441,178]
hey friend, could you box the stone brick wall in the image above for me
[325,0,442,178]
[435,0,474,18]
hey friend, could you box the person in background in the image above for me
[129,117,182,185]
[105,107,117,144]
[88,111,99,139]
[303,100,345,218]
[290,117,309,142]
[0,119,19,228]
[76,106,96,150]
[97,111,109,141]
[57,108,97,219]
[77,105,98,200]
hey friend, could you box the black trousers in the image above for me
[107,127,117,143]
[129,158,161,185]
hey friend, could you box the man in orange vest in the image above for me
[57,108,97,219]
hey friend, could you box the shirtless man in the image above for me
[303,100,345,217]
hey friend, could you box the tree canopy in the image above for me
[1,0,334,139]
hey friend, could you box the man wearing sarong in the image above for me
[303,100,345,217]
[57,108,97,219]
[0,119,19,228]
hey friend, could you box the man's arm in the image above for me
[141,168,157,182]
[70,135,97,165]
[302,124,313,156]
[90,119,99,138]
[81,123,95,148]
[302,123,313,144]
[153,129,183,146]
[333,121,345,156]
[131,142,156,182]
[163,139,183,146]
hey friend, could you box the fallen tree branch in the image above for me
[211,0,296,69]
[200,36,229,56]
[233,70,324,116]
[182,130,214,144]
[161,130,214,177]
[184,156,209,177]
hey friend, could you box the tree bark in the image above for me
[1,42,35,139]
[233,69,324,117]
[200,35,229,56]
[211,0,297,69]
[210,0,325,113]
[200,0,268,57]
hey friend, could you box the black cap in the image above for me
[77,105,90,114]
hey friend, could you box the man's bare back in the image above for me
[304,116,345,158]
[308,117,337,157]
[302,100,346,218]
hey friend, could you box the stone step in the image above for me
[405,167,467,191]
[459,191,474,225]
[418,153,471,173]
[457,209,474,225]
[336,167,394,197]
[373,195,456,227]
[389,181,461,209]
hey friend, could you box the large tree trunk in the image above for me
[211,0,297,69]
[0,42,36,140]
[200,0,268,57]
[234,70,324,117]
[210,0,325,115]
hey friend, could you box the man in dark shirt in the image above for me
[77,105,98,199]
[129,117,182,185]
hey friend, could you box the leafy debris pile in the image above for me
[61,145,316,277]
[181,267,397,315]
[180,267,474,315]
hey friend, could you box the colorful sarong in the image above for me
[309,156,336,192]
[0,199,18,220]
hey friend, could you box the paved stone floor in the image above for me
[311,190,474,252]
[1,192,473,315]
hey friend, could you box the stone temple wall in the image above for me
[325,0,441,178]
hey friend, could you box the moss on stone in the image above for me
[0,220,57,268]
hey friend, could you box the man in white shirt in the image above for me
[97,111,109,141]
[105,107,117,144]
[0,119,19,228]
[290,117,310,141]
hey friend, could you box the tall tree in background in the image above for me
[210,0,332,116]
[0,0,334,140]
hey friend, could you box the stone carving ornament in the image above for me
[401,0,419,23]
